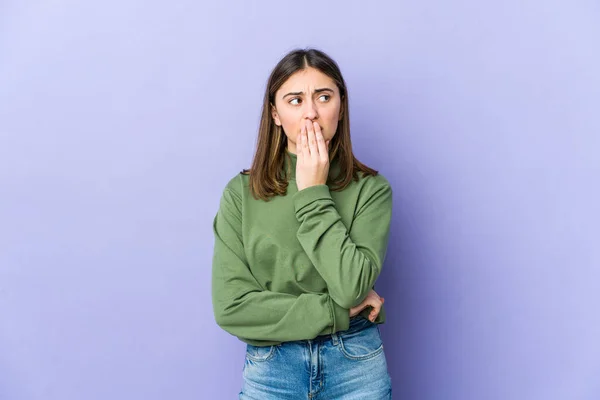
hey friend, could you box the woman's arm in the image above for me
[211,186,350,343]
[293,176,393,310]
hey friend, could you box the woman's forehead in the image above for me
[278,68,337,93]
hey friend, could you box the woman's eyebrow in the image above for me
[282,87,334,99]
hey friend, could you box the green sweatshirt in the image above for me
[211,149,393,346]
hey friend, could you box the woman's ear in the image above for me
[271,103,281,126]
[338,98,344,120]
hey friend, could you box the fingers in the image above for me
[369,296,385,322]
[349,295,385,321]
[313,122,329,160]
[303,120,329,159]
[299,123,307,162]
[305,119,317,158]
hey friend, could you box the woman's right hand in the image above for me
[349,289,385,322]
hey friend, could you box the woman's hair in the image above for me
[242,47,378,201]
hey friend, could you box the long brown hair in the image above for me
[242,48,378,201]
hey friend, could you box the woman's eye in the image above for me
[289,95,329,105]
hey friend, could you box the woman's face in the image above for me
[271,67,343,154]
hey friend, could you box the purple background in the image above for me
[1,1,599,399]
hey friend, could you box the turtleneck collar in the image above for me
[283,147,340,181]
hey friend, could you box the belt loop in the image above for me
[331,332,339,346]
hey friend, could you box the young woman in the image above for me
[212,48,393,399]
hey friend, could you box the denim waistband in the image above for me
[309,315,373,344]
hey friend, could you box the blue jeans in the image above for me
[239,316,392,399]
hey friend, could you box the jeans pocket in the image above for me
[245,344,276,362]
[338,319,384,361]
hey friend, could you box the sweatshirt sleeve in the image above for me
[211,182,350,344]
[293,176,393,309]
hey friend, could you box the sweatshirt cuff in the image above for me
[293,184,332,215]
[328,295,350,334]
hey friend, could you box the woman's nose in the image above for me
[304,101,318,120]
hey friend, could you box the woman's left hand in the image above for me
[296,119,331,191]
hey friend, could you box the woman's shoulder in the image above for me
[349,171,393,215]
[355,170,392,195]
[221,172,248,198]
